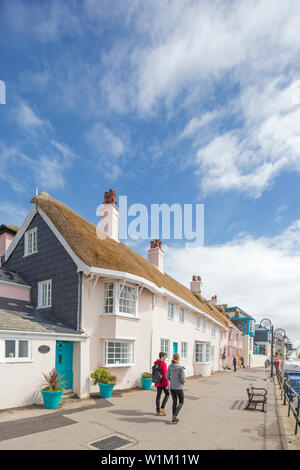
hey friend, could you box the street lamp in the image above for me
[274,328,287,374]
[260,318,274,377]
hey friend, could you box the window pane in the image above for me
[19,340,29,358]
[119,285,136,315]
[104,283,114,313]
[5,340,15,358]
[105,341,133,364]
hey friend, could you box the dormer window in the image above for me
[24,228,38,256]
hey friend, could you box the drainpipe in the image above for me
[77,271,83,332]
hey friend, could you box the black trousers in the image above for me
[170,389,184,417]
[156,387,170,411]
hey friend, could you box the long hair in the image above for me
[171,353,180,364]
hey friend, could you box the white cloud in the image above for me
[194,78,300,197]
[0,203,28,227]
[16,103,43,129]
[34,155,65,190]
[86,123,125,159]
[164,220,300,345]
[179,111,221,139]
[85,123,126,180]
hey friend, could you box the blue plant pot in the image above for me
[141,377,153,390]
[41,389,64,409]
[98,382,115,398]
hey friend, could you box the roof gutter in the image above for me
[0,330,89,341]
[89,266,228,330]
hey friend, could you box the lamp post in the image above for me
[274,328,287,375]
[260,318,274,378]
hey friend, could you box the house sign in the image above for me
[38,345,50,354]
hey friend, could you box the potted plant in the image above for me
[90,367,118,398]
[41,368,65,409]
[141,372,152,390]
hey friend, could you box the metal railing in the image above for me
[276,365,300,435]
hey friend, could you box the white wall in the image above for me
[0,337,56,409]
[252,354,267,367]
[82,276,224,393]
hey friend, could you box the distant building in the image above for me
[253,325,271,362]
[225,306,255,367]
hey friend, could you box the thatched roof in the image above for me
[0,224,19,235]
[31,192,230,328]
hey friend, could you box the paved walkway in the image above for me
[0,368,288,450]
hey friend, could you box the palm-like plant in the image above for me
[42,368,65,391]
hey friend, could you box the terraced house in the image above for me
[0,191,233,409]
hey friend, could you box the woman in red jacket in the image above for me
[154,352,170,416]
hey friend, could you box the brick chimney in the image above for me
[98,189,119,242]
[148,239,164,273]
[190,275,202,296]
[0,225,18,266]
[211,295,217,306]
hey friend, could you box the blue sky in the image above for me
[1,0,300,344]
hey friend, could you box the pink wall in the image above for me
[0,283,30,301]
[0,232,14,266]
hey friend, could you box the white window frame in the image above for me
[196,315,201,329]
[195,342,210,364]
[210,345,215,362]
[168,301,175,320]
[104,340,135,367]
[179,307,185,323]
[202,319,207,332]
[103,280,138,318]
[1,338,32,362]
[24,227,38,256]
[160,338,170,359]
[211,325,216,337]
[181,341,188,360]
[37,279,52,308]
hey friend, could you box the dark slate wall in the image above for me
[3,212,79,330]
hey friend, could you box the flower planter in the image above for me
[98,382,115,398]
[141,377,153,390]
[41,389,64,409]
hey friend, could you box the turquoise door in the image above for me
[173,342,178,354]
[55,341,73,390]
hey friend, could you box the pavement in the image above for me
[0,367,290,450]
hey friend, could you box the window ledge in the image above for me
[2,360,33,364]
[103,363,135,368]
[167,316,175,321]
[100,313,140,320]
[36,306,51,310]
[23,252,38,258]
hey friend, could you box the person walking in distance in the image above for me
[166,353,185,423]
[153,352,170,416]
[233,355,237,372]
[240,356,245,368]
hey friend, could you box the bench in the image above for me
[246,384,267,412]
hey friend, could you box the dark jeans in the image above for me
[170,389,184,417]
[156,386,170,411]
